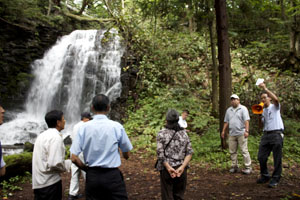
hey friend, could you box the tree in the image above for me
[215,0,232,149]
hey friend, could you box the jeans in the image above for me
[258,131,283,181]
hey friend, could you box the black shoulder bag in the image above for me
[154,131,177,168]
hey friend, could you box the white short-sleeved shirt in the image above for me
[224,104,250,136]
[262,104,284,131]
[178,116,188,128]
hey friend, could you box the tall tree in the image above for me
[205,0,218,117]
[215,0,232,149]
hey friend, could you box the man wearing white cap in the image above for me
[221,94,252,174]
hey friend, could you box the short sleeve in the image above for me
[70,126,84,156]
[0,155,5,168]
[242,107,250,121]
[224,109,230,123]
[118,127,133,153]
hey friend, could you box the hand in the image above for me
[221,131,225,139]
[166,166,177,178]
[244,132,249,138]
[259,83,267,90]
[175,166,185,177]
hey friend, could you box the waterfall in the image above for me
[0,29,124,145]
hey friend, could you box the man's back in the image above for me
[71,114,132,168]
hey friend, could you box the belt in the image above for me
[263,129,283,134]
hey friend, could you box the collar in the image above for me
[230,104,241,111]
[93,114,108,120]
[48,128,62,137]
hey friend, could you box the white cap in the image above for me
[230,94,239,99]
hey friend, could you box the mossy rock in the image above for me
[1,152,32,180]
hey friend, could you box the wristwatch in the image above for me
[245,130,249,133]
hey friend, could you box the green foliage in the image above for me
[0,172,31,198]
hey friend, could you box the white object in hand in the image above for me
[256,78,264,86]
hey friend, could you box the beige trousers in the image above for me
[228,135,252,169]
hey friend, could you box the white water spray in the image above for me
[0,29,124,145]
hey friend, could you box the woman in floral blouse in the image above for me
[156,109,193,200]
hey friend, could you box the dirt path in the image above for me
[3,152,300,200]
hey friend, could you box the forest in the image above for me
[0,0,300,199]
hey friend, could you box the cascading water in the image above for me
[0,29,124,145]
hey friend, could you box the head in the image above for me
[230,94,240,108]
[181,110,189,120]
[0,104,5,125]
[81,112,92,122]
[260,92,271,107]
[165,109,183,131]
[91,94,110,114]
[45,110,65,131]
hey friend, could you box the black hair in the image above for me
[165,109,184,132]
[45,110,63,128]
[92,94,110,112]
[182,109,189,114]
[260,91,268,97]
[81,112,92,120]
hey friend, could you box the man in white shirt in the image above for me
[178,110,189,129]
[68,112,92,200]
[257,83,284,188]
[32,110,71,200]
[0,104,6,177]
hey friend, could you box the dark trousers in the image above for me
[160,167,187,200]
[34,180,62,200]
[257,131,283,181]
[86,167,128,200]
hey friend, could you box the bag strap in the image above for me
[163,130,177,157]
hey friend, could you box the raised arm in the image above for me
[259,83,279,106]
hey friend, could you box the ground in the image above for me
[2,152,300,200]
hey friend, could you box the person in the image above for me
[70,94,133,200]
[257,82,284,188]
[32,110,71,200]
[156,109,193,200]
[221,94,252,174]
[68,112,92,200]
[178,110,189,130]
[0,104,6,176]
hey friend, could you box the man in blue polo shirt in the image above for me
[221,94,252,174]
[70,94,133,199]
[257,82,284,188]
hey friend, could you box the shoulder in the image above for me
[239,105,249,111]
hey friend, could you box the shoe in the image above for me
[68,194,84,200]
[268,179,279,188]
[229,167,238,173]
[242,168,252,175]
[257,176,271,184]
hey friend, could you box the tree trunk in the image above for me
[208,19,218,117]
[188,0,194,33]
[121,0,125,15]
[47,0,52,16]
[78,0,89,15]
[215,0,232,149]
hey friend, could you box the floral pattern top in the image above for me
[156,128,193,171]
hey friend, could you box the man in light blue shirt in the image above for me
[257,82,284,188]
[70,94,133,199]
